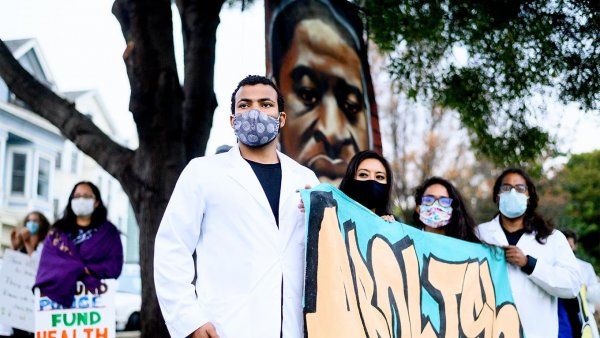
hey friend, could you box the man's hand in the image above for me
[298,185,312,213]
[503,245,527,267]
[191,323,220,338]
[381,215,395,222]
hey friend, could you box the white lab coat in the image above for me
[477,216,581,338]
[577,258,600,338]
[154,147,319,338]
[578,258,600,308]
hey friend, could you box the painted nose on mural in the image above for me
[310,95,357,179]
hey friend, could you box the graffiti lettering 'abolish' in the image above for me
[304,205,522,338]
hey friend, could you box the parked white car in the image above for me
[115,263,141,331]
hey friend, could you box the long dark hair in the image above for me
[23,211,51,242]
[413,177,480,243]
[53,181,108,233]
[493,168,553,243]
[339,150,393,216]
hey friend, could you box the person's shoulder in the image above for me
[474,216,500,240]
[547,228,568,242]
[182,152,231,176]
[477,216,499,230]
[101,220,120,232]
[188,152,228,168]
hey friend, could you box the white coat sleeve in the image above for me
[154,160,208,338]
[528,231,582,298]
[582,263,600,304]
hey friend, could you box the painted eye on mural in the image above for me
[298,87,319,106]
[342,95,360,115]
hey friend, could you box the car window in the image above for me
[117,274,141,295]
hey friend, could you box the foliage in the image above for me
[363,0,599,166]
[560,150,600,270]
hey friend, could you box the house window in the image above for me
[55,152,62,170]
[0,79,8,102]
[37,157,50,199]
[71,150,78,174]
[10,152,27,195]
[53,198,60,220]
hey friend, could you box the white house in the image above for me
[0,39,138,262]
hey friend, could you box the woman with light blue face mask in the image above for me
[476,168,582,338]
[10,211,50,256]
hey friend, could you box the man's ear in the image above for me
[279,111,286,128]
[230,114,235,128]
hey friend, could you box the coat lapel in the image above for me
[225,147,275,222]
[277,150,300,212]
[488,216,509,247]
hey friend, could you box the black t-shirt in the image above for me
[501,225,525,246]
[500,219,537,274]
[246,159,282,227]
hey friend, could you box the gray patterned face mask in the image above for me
[233,109,280,147]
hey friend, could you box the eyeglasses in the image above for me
[421,195,453,208]
[499,184,527,194]
[73,194,95,199]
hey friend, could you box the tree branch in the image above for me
[0,39,135,185]
[176,0,225,160]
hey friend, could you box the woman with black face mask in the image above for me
[338,151,395,221]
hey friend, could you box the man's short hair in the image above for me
[230,75,285,114]
[563,229,577,242]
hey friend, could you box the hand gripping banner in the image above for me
[301,184,524,338]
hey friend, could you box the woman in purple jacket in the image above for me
[34,181,123,307]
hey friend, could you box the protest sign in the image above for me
[0,249,39,332]
[35,280,116,338]
[302,184,523,338]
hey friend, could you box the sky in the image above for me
[0,0,598,156]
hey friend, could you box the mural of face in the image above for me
[278,19,370,182]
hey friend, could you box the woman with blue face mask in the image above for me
[413,177,480,243]
[477,168,582,338]
[10,211,50,256]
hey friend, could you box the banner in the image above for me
[301,184,523,338]
[0,249,39,332]
[266,0,382,183]
[35,280,116,338]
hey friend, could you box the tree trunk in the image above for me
[112,0,186,336]
[176,0,225,161]
[1,0,227,335]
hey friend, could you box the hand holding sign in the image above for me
[192,322,220,338]
[503,245,528,267]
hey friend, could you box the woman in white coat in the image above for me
[477,168,581,338]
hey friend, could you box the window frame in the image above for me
[6,146,32,198]
[34,153,53,201]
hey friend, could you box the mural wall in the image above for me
[266,0,382,183]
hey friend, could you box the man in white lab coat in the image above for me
[563,229,600,338]
[154,75,320,338]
